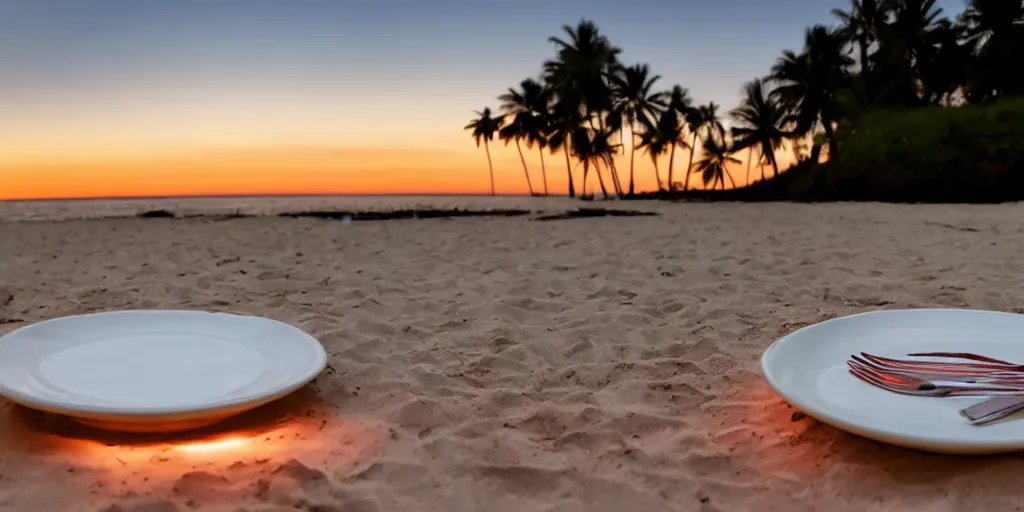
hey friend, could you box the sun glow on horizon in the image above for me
[1,137,803,200]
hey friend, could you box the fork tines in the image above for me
[858,352,1024,376]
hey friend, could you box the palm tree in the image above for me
[544,20,622,197]
[770,25,853,161]
[960,0,1024,100]
[498,116,534,195]
[832,0,885,75]
[637,120,669,191]
[653,108,690,191]
[499,79,549,195]
[464,108,503,195]
[874,0,945,105]
[545,20,621,120]
[572,126,618,198]
[662,85,693,191]
[603,107,626,197]
[700,103,726,140]
[464,15,1024,200]
[497,117,536,194]
[545,96,581,197]
[683,102,725,191]
[694,136,741,191]
[730,79,792,178]
[918,19,972,105]
[610,63,667,195]
[524,81,553,195]
[887,0,945,52]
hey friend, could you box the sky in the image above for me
[0,0,966,199]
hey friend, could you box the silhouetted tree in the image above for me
[464,107,503,195]
[694,135,741,190]
[572,126,618,198]
[731,79,792,178]
[637,118,669,191]
[545,96,582,197]
[545,20,621,198]
[960,0,1024,101]
[610,63,667,196]
[466,6,1024,199]
[683,102,725,191]
[833,0,885,78]
[499,79,546,195]
[661,85,694,191]
[771,25,853,161]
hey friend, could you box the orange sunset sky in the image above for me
[1,0,958,200]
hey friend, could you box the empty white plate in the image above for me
[762,308,1024,455]
[0,310,326,433]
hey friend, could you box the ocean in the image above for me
[0,195,578,222]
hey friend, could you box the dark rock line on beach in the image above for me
[533,208,660,221]
[130,207,660,222]
[278,208,530,221]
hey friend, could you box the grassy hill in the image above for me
[649,99,1024,203]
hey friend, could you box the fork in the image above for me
[847,352,1024,425]
[850,354,1024,385]
[847,360,1024,396]
[858,352,1024,377]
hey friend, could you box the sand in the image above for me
[4,198,1024,511]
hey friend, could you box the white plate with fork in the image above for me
[0,310,326,433]
[762,308,1024,454]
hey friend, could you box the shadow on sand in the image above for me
[0,385,327,450]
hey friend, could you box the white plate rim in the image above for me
[761,308,1024,454]
[0,309,327,419]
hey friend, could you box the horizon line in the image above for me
[0,192,544,203]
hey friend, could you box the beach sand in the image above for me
[4,199,1024,511]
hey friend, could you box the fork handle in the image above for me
[961,396,1024,425]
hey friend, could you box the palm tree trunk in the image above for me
[653,158,663,191]
[609,160,623,198]
[628,129,637,196]
[581,160,589,198]
[684,132,698,191]
[809,143,823,165]
[622,128,634,197]
[596,114,623,197]
[595,163,609,198]
[514,139,534,195]
[484,139,496,196]
[538,148,548,196]
[858,35,870,74]
[821,116,837,161]
[564,142,575,198]
[745,147,753,186]
[667,142,677,191]
[725,168,737,189]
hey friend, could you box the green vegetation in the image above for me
[670,99,1024,203]
[819,99,1024,202]
[464,0,1024,202]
